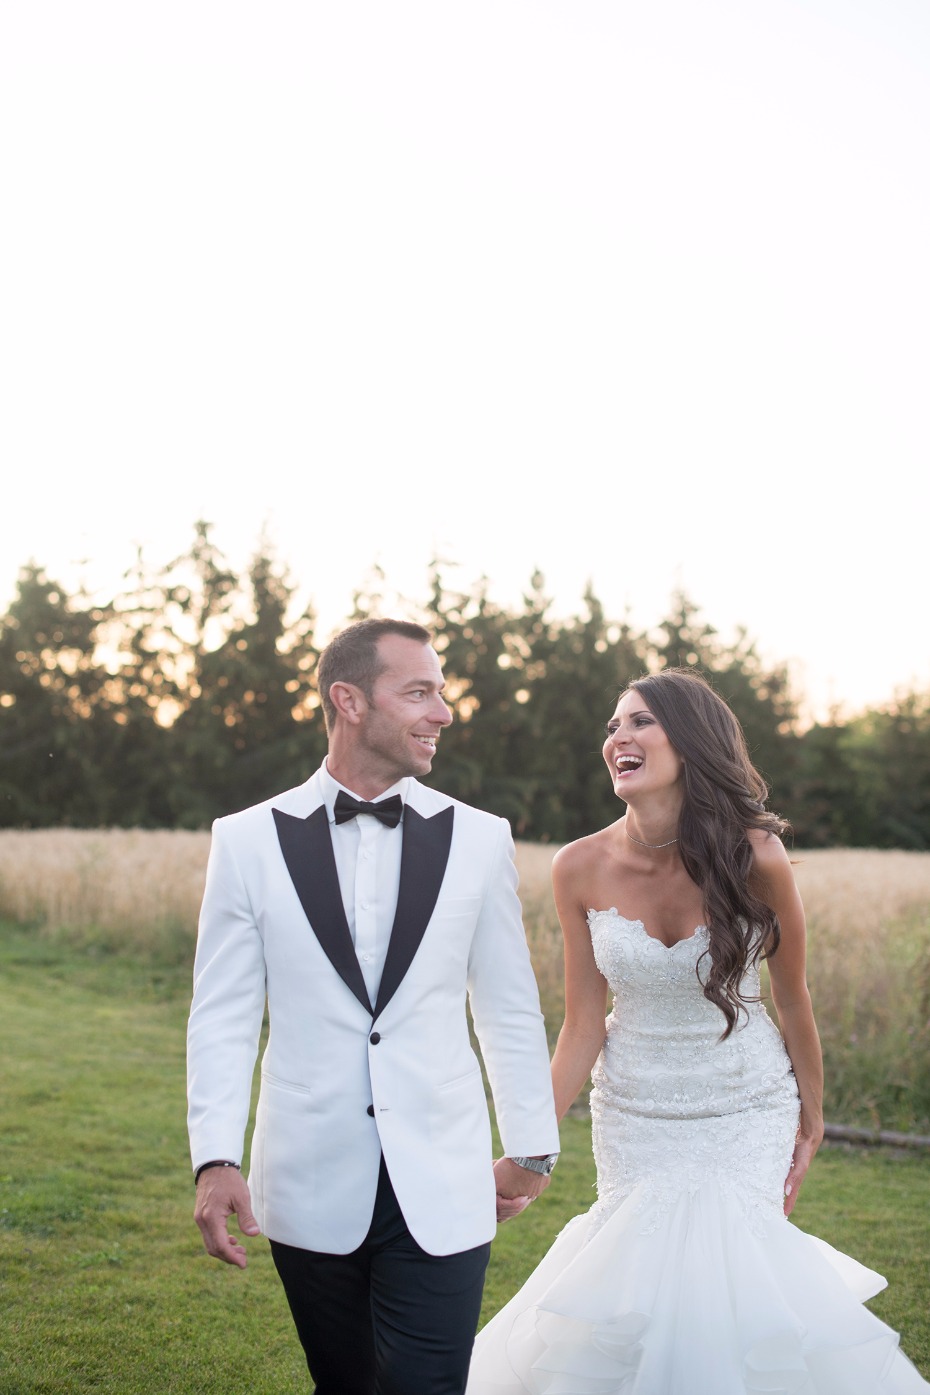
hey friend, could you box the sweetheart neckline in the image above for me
[587,906,708,952]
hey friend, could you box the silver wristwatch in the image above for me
[509,1153,559,1176]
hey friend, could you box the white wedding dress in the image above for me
[467,909,929,1394]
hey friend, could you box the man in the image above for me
[188,618,559,1394]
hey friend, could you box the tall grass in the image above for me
[792,851,930,1132]
[1,832,928,1130]
[0,828,208,962]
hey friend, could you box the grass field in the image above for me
[1,833,929,1391]
[1,923,928,1393]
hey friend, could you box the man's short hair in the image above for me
[317,618,432,732]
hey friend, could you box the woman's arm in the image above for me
[549,843,611,1121]
[751,831,824,1216]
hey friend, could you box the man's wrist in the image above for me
[194,1159,240,1185]
[508,1153,559,1176]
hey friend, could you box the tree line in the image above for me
[2,522,928,848]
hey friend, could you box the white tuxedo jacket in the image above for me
[187,769,559,1256]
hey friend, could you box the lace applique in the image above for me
[583,909,799,1239]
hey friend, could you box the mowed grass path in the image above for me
[2,924,928,1393]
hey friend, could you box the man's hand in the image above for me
[194,1167,261,1268]
[493,1156,552,1203]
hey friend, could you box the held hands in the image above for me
[194,1167,261,1268]
[493,1156,552,1223]
[496,1192,532,1221]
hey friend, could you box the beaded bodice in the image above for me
[585,908,799,1234]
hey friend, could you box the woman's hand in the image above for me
[496,1192,532,1221]
[752,835,825,1222]
[783,1128,822,1216]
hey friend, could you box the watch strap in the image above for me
[509,1153,558,1175]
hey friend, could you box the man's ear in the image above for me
[329,681,367,725]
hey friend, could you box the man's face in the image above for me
[356,635,453,786]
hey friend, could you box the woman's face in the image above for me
[602,690,684,799]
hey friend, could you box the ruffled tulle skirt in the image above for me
[467,1179,928,1394]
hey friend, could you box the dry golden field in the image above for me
[517,843,930,1010]
[0,828,210,957]
[1,831,928,1128]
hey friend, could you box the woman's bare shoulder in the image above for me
[552,826,617,886]
[747,827,793,888]
[747,826,789,860]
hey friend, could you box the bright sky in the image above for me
[2,0,928,722]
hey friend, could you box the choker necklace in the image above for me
[626,826,679,850]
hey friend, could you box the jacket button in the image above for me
[370,1032,381,1045]
[366,1104,375,1117]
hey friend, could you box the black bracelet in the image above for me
[194,1160,240,1185]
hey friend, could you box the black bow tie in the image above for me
[333,791,403,829]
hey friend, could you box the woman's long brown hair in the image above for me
[626,668,789,1038]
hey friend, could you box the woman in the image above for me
[468,669,928,1393]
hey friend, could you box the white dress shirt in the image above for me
[319,760,409,1005]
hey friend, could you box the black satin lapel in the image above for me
[272,805,373,1015]
[373,804,454,1021]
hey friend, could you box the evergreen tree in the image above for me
[841,693,930,849]
[2,530,926,849]
[788,716,861,847]
[420,568,536,827]
[514,581,645,842]
[166,531,325,824]
[0,566,111,825]
[651,591,719,672]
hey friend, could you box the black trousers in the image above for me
[270,1158,491,1395]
